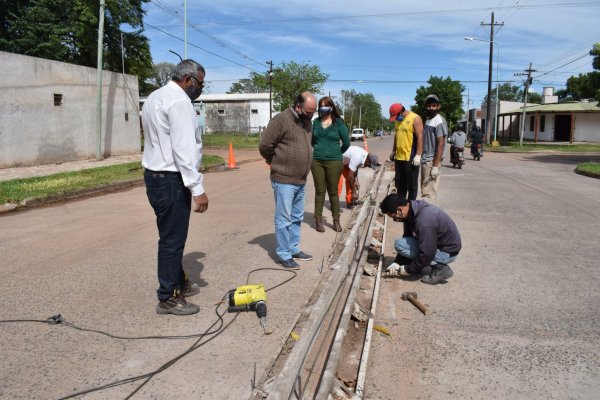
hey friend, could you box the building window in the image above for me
[218,109,226,116]
[540,115,545,132]
[251,109,258,114]
[54,93,63,106]
[529,116,535,131]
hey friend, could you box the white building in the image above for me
[196,93,275,134]
[499,101,600,142]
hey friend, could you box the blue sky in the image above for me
[142,1,600,113]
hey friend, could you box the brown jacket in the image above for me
[259,108,313,185]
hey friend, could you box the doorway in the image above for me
[554,115,571,141]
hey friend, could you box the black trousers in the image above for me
[144,170,191,301]
[394,160,419,200]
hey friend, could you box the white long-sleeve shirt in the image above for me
[141,81,204,196]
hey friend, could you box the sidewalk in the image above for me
[0,147,263,182]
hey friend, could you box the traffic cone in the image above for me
[226,141,239,170]
[363,133,369,152]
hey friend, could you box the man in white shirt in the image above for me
[142,59,208,316]
[338,146,380,209]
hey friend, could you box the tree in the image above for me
[414,76,465,130]
[150,62,175,88]
[227,78,266,94]
[228,61,328,110]
[0,0,154,95]
[561,43,600,104]
[339,90,382,132]
[483,82,542,104]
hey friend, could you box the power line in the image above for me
[534,52,591,79]
[144,22,263,73]
[150,0,267,68]
[188,2,600,26]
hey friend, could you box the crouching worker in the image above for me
[379,194,461,285]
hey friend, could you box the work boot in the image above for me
[182,279,200,297]
[315,217,325,232]
[157,291,200,315]
[332,218,342,232]
[421,264,453,285]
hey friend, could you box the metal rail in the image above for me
[258,166,391,400]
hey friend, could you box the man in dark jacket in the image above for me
[259,92,316,270]
[380,194,461,284]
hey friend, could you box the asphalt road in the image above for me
[0,143,383,399]
[365,147,600,399]
[1,137,598,399]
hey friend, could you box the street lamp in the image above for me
[465,36,500,144]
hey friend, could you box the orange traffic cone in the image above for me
[363,133,369,152]
[226,141,239,170]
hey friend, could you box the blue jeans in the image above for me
[272,181,305,261]
[394,237,457,266]
[144,170,191,301]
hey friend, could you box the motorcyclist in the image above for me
[470,128,484,157]
[449,128,466,164]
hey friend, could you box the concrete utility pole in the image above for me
[95,0,106,160]
[481,12,503,145]
[515,62,536,146]
[184,0,188,59]
[267,60,274,120]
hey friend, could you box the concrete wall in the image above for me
[574,113,600,142]
[198,93,273,134]
[0,51,140,168]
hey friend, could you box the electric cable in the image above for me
[56,298,235,400]
[144,22,263,73]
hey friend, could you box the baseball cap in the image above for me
[388,103,404,122]
[367,153,380,170]
[425,94,439,104]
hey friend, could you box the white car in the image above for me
[351,128,365,141]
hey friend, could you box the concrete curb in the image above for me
[574,168,600,179]
[0,157,265,215]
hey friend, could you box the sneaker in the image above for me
[182,280,200,297]
[157,292,200,315]
[280,259,300,270]
[292,251,313,261]
[421,264,453,285]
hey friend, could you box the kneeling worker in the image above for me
[379,194,461,284]
[338,147,380,209]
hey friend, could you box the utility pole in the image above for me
[515,62,536,146]
[266,60,273,119]
[481,12,503,145]
[465,88,470,136]
[95,0,106,160]
[120,32,125,74]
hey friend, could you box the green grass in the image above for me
[489,142,600,153]
[0,155,224,204]
[202,133,261,148]
[576,162,600,176]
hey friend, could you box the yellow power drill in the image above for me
[227,284,268,334]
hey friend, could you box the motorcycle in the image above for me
[471,143,482,161]
[450,146,465,169]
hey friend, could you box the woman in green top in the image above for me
[311,96,350,232]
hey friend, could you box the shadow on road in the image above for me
[248,233,278,262]
[512,153,600,165]
[183,251,208,287]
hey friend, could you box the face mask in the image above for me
[185,85,202,101]
[318,106,332,117]
[396,114,404,122]
[299,109,313,121]
[426,108,438,118]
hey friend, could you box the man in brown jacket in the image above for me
[259,92,316,269]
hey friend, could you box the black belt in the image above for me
[144,168,181,176]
